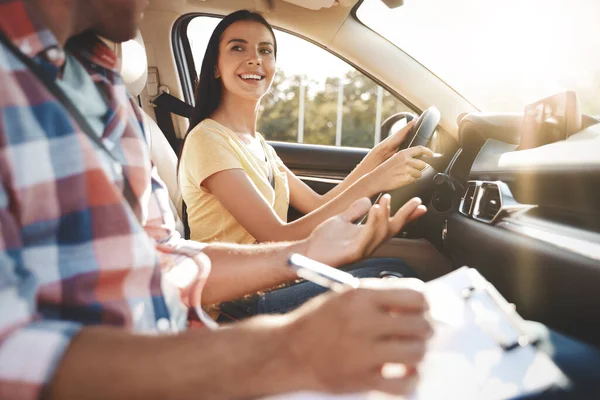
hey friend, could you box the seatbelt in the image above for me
[182,202,191,240]
[149,92,194,239]
[147,92,195,239]
[151,91,194,119]
[150,92,193,155]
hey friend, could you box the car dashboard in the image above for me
[420,93,600,346]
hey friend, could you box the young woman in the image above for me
[178,10,433,319]
[179,10,433,246]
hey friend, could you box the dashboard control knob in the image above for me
[432,173,456,212]
[433,173,455,191]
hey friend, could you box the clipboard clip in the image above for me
[461,271,541,352]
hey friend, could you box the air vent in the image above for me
[474,184,502,222]
[460,182,478,216]
[461,180,535,224]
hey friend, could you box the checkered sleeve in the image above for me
[0,179,82,400]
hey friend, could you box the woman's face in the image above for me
[216,20,276,102]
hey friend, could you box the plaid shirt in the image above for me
[0,1,211,398]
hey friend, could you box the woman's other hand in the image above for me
[368,145,434,193]
[361,120,416,172]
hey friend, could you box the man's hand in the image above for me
[44,273,431,400]
[279,277,433,395]
[305,195,427,267]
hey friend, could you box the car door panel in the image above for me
[270,142,368,180]
[270,142,359,221]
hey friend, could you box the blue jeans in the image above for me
[256,257,418,314]
[217,258,417,320]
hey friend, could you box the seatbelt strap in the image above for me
[150,92,194,155]
[182,202,191,240]
[149,92,194,239]
[151,91,194,118]
[152,103,181,154]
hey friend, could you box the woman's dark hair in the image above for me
[177,10,277,173]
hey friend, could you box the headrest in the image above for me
[114,30,148,97]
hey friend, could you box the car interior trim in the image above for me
[499,220,600,263]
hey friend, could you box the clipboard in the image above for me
[412,266,566,399]
[263,267,566,400]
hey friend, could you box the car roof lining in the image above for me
[142,0,474,137]
[147,0,358,46]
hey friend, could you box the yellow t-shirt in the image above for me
[179,119,290,244]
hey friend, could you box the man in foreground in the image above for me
[0,1,431,398]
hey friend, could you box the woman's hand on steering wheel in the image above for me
[368,145,434,193]
[361,120,416,171]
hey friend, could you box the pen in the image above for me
[288,253,455,328]
[287,253,359,292]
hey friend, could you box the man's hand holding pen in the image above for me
[276,277,433,396]
[264,192,431,396]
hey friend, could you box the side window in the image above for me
[187,16,413,149]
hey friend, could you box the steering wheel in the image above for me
[391,106,441,150]
[359,106,441,223]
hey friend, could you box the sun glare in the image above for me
[357,0,600,114]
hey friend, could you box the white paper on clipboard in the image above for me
[263,267,565,400]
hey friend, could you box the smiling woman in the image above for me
[187,16,413,148]
[358,0,600,115]
[178,9,430,247]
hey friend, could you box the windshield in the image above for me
[357,0,600,115]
